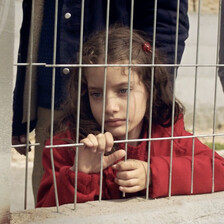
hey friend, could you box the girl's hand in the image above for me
[71,132,125,174]
[112,159,149,193]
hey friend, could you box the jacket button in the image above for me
[63,68,70,75]
[65,12,71,19]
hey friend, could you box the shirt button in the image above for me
[64,12,71,19]
[63,68,70,75]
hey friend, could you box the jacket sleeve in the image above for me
[36,137,102,207]
[149,120,224,198]
[13,0,37,136]
[36,135,120,207]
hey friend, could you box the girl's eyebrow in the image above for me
[88,81,134,91]
[88,86,102,91]
[115,81,133,87]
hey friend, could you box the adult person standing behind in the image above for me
[12,0,189,205]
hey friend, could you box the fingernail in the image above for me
[119,186,124,192]
[112,164,117,170]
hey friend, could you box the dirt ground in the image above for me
[188,0,219,14]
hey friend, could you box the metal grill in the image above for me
[10,0,224,213]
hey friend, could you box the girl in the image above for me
[36,27,224,208]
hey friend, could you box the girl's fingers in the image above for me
[104,132,114,152]
[114,160,138,171]
[119,185,140,193]
[114,177,138,187]
[87,134,98,147]
[113,160,148,193]
[81,134,98,152]
[80,132,114,153]
[96,133,106,153]
[115,173,146,193]
[115,169,138,180]
[80,138,93,147]
[103,149,126,169]
[95,132,113,153]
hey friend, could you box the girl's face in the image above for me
[85,64,148,146]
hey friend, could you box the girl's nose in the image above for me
[105,96,120,114]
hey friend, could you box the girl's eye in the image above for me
[119,88,129,95]
[90,92,102,99]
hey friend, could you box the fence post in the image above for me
[0,0,14,223]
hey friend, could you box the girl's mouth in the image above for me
[105,118,126,127]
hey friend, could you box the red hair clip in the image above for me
[142,42,152,53]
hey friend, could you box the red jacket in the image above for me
[36,117,224,207]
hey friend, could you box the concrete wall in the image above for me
[0,0,14,223]
[176,13,224,131]
[10,191,224,224]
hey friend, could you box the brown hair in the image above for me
[54,26,184,140]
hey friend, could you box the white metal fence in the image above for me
[5,0,224,216]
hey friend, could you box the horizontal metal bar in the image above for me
[13,63,47,66]
[44,132,224,149]
[12,143,40,148]
[14,63,224,68]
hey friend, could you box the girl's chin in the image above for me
[104,128,126,139]
[105,126,139,140]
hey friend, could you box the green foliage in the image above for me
[205,142,224,150]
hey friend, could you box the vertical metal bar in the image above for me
[211,0,222,193]
[49,0,59,212]
[168,0,180,197]
[190,0,201,194]
[74,0,85,209]
[125,0,135,156]
[146,0,157,200]
[24,0,35,210]
[122,0,134,198]
[99,0,110,202]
